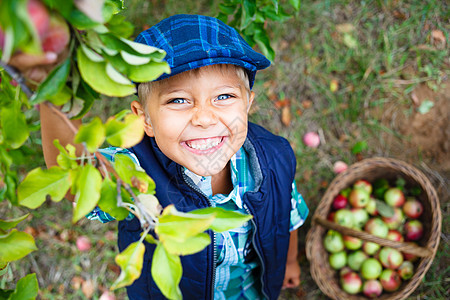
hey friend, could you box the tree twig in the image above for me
[0,60,34,98]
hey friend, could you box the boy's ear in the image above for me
[130,100,154,137]
[247,91,255,112]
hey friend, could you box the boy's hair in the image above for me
[134,14,270,90]
[137,64,250,111]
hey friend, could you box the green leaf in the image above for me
[53,140,78,170]
[120,51,151,65]
[0,214,29,231]
[289,0,301,11]
[156,205,215,243]
[72,164,102,223]
[105,62,133,85]
[162,232,211,256]
[151,243,182,300]
[0,289,14,300]
[98,177,129,220]
[18,167,71,209]
[343,33,358,49]
[127,61,171,82]
[30,58,71,104]
[190,207,253,232]
[417,100,434,114]
[351,141,368,154]
[0,230,37,262]
[1,103,29,149]
[9,273,38,300]
[77,47,136,97]
[74,117,106,152]
[72,80,99,119]
[47,85,72,106]
[105,114,144,148]
[144,234,157,244]
[375,199,394,218]
[111,241,145,290]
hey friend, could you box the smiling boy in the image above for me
[13,13,309,300]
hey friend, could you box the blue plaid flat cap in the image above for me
[134,14,270,88]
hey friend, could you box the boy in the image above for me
[12,14,308,300]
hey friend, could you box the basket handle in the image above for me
[313,216,433,257]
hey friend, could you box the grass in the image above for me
[1,0,449,299]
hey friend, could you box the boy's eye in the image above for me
[217,94,232,101]
[169,98,187,104]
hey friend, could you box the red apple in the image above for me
[403,245,419,262]
[349,188,370,208]
[362,279,383,298]
[99,291,116,300]
[76,235,91,252]
[360,258,382,280]
[382,207,405,230]
[332,194,348,210]
[386,230,404,242]
[363,241,380,256]
[398,261,414,280]
[41,14,70,54]
[353,179,372,194]
[379,247,404,269]
[347,250,368,271]
[333,161,348,174]
[365,218,389,238]
[340,271,362,294]
[339,266,352,277]
[329,251,347,270]
[379,269,402,292]
[384,187,405,207]
[343,235,363,250]
[403,198,423,219]
[323,230,345,253]
[327,211,336,222]
[334,209,354,228]
[404,220,424,241]
[303,131,320,148]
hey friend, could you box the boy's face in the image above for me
[132,66,254,177]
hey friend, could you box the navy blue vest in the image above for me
[119,122,296,299]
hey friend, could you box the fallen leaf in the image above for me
[296,109,303,116]
[301,100,313,109]
[410,91,419,106]
[82,279,95,298]
[393,10,407,20]
[336,23,355,33]
[281,106,291,127]
[330,79,339,93]
[431,30,446,46]
[71,276,84,290]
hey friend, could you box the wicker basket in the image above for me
[306,157,441,300]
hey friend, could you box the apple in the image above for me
[353,179,372,194]
[323,230,345,253]
[339,266,352,277]
[329,251,347,270]
[99,291,116,300]
[362,279,383,298]
[327,211,336,222]
[403,198,423,219]
[347,250,368,271]
[303,131,320,148]
[379,269,402,292]
[386,229,404,242]
[343,235,363,250]
[398,261,414,280]
[348,188,370,208]
[379,247,404,269]
[403,245,419,262]
[365,218,389,238]
[332,194,348,210]
[404,220,424,241]
[333,161,348,174]
[351,208,369,228]
[76,236,91,252]
[334,209,354,228]
[340,271,362,294]
[382,207,405,230]
[42,14,70,54]
[360,258,382,280]
[363,241,380,256]
[365,197,379,216]
[384,187,405,207]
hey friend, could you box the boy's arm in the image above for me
[283,229,301,289]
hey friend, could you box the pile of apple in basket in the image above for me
[324,178,424,298]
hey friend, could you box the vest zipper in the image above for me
[180,171,216,299]
[243,203,269,300]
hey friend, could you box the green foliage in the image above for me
[0,230,37,262]
[111,241,145,290]
[151,243,182,300]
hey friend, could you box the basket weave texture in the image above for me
[306,157,441,300]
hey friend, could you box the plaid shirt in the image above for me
[87,147,309,299]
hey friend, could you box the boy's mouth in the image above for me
[183,136,225,152]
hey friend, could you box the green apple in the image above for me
[323,230,344,253]
[360,258,382,280]
[347,250,368,271]
[329,251,347,270]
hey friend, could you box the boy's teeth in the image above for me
[186,137,222,150]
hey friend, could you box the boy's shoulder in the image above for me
[247,122,291,146]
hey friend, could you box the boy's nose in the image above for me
[191,106,218,128]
